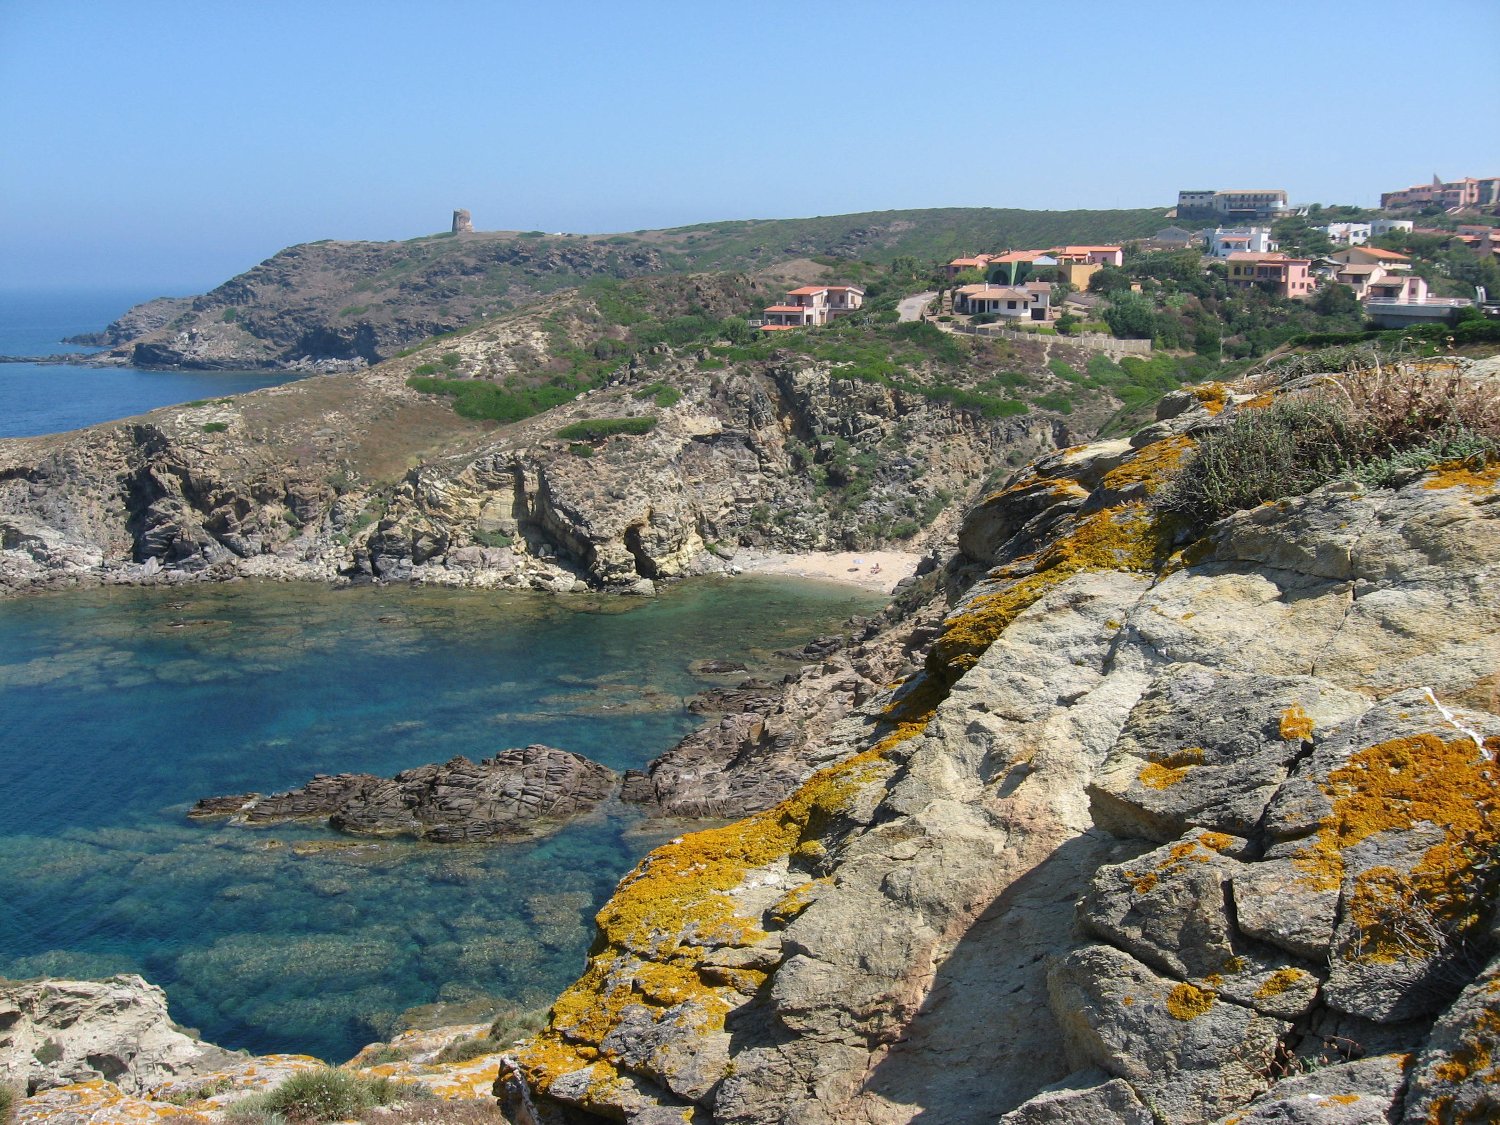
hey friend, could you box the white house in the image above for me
[953,285,1037,319]
[1207,227,1277,258]
[1322,222,1373,246]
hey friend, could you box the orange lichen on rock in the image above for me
[1280,704,1315,742]
[1423,460,1500,493]
[1139,761,1195,790]
[515,741,901,1105]
[1254,968,1310,1000]
[1293,732,1500,965]
[1190,383,1229,415]
[930,502,1170,677]
[1166,982,1217,1020]
[1101,436,1196,495]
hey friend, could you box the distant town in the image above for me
[754,173,1500,342]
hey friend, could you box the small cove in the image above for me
[0,577,883,1061]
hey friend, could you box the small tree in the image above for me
[1088,266,1132,294]
[1103,291,1158,339]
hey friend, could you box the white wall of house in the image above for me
[1323,222,1373,245]
[1208,228,1277,258]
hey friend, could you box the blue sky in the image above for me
[2,0,1497,292]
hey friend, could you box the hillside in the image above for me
[80,206,1166,370]
[0,269,1222,597]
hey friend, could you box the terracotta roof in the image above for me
[989,250,1044,263]
[786,286,829,296]
[824,286,864,293]
[948,257,990,267]
[1347,247,1409,260]
[764,305,808,313]
[1048,245,1121,254]
[758,324,799,332]
[962,287,1031,300]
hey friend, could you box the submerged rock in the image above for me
[189,744,617,842]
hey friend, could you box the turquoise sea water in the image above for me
[0,290,300,437]
[0,578,881,1061]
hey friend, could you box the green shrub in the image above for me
[1033,392,1074,414]
[0,1082,15,1123]
[1156,397,1355,523]
[407,376,577,423]
[470,529,513,548]
[226,1066,408,1124]
[633,382,682,407]
[568,442,595,457]
[201,422,229,433]
[441,352,462,369]
[1156,368,1500,525]
[555,416,657,441]
[412,363,441,376]
[221,308,238,323]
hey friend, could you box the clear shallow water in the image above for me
[0,578,882,1061]
[0,290,300,437]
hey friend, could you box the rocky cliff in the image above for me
[1,285,1081,598]
[498,357,1500,1125]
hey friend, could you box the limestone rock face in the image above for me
[508,366,1500,1125]
[0,975,236,1097]
[190,745,617,842]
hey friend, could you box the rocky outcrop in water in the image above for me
[503,362,1500,1125]
[190,745,617,842]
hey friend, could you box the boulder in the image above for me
[0,976,236,1097]
[1048,944,1291,1125]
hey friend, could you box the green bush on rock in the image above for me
[554,416,657,442]
[224,1066,416,1124]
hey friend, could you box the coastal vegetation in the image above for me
[224,1066,416,1123]
[1157,352,1500,522]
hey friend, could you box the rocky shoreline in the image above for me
[5,359,1499,1124]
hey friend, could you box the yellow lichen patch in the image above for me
[1280,703,1315,742]
[1139,760,1195,790]
[1166,982,1217,1020]
[1432,1006,1499,1088]
[1221,955,1247,974]
[1254,967,1310,1000]
[1101,435,1195,494]
[1293,732,1500,966]
[1130,871,1159,894]
[1327,1094,1361,1105]
[930,503,1171,678]
[1423,460,1500,493]
[1198,832,1234,852]
[1190,383,1230,415]
[768,877,829,925]
[515,743,901,1105]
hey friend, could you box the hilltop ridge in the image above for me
[75,206,1166,371]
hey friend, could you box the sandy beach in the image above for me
[729,549,922,593]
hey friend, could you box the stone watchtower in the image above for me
[452,209,473,234]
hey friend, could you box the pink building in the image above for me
[1225,252,1314,299]
[1333,261,1428,303]
[760,285,865,329]
[1047,245,1124,267]
[1381,175,1500,211]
